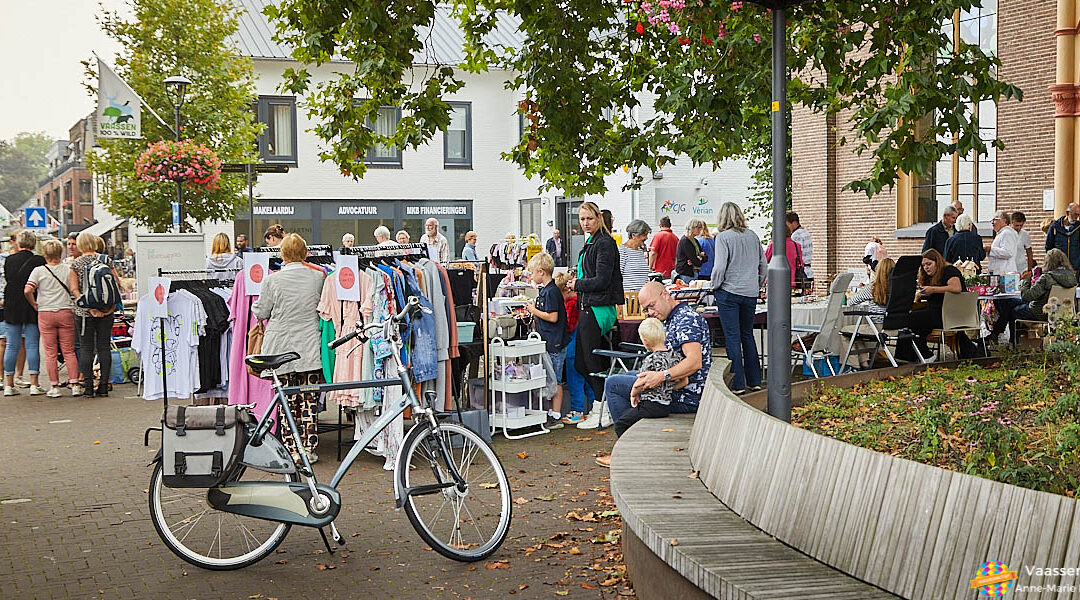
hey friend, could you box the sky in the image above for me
[0,0,127,141]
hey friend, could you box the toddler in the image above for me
[615,318,686,437]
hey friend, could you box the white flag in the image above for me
[96,58,142,139]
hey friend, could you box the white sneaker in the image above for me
[28,385,45,396]
[70,385,85,397]
[599,404,613,428]
[3,386,16,396]
[45,387,62,398]
[13,377,30,388]
[577,401,608,430]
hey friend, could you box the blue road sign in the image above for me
[24,207,47,230]
[171,202,180,228]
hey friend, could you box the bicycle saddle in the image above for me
[245,352,301,371]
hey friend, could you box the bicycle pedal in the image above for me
[329,522,346,546]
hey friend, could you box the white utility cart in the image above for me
[488,335,549,439]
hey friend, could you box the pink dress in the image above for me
[227,275,276,425]
[317,271,373,406]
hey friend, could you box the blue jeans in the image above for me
[714,288,761,391]
[5,322,40,376]
[605,372,639,423]
[565,330,595,413]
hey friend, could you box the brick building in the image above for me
[792,1,1060,282]
[34,114,96,234]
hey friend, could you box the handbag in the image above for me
[246,320,266,376]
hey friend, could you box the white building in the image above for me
[233,0,760,261]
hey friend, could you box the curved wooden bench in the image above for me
[610,362,897,599]
[689,360,1080,600]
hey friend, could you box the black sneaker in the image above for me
[545,416,565,430]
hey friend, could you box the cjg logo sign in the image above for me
[660,200,686,214]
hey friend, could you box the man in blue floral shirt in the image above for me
[597,282,711,466]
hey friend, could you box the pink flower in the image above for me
[731,1,742,10]
[753,33,761,43]
[668,22,679,34]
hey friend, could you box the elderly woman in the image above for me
[69,232,121,397]
[25,240,80,397]
[462,230,480,261]
[340,233,355,252]
[252,233,327,464]
[375,225,394,246]
[568,202,623,429]
[4,229,45,396]
[943,214,985,269]
[989,248,1078,344]
[396,230,411,244]
[675,218,706,282]
[711,203,767,394]
[619,219,652,292]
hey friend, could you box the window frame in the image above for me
[363,104,403,168]
[255,95,298,167]
[519,197,541,237]
[444,101,473,169]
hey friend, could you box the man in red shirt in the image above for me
[649,216,679,278]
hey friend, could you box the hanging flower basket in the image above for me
[135,139,222,192]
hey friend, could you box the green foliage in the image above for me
[266,0,1020,199]
[0,132,53,212]
[85,0,260,232]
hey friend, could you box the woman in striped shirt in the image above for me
[619,219,653,292]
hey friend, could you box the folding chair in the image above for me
[932,291,986,360]
[840,255,931,368]
[792,273,853,377]
[1015,285,1077,342]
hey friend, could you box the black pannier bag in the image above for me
[162,405,251,488]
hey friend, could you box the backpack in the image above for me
[76,256,121,311]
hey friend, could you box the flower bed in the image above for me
[792,347,1080,497]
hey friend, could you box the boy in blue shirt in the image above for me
[526,253,566,430]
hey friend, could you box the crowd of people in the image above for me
[0,229,123,398]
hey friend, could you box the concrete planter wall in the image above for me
[688,362,1080,600]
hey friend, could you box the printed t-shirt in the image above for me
[664,302,712,408]
[26,263,74,312]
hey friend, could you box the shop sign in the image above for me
[253,205,295,215]
[323,201,392,219]
[405,205,469,216]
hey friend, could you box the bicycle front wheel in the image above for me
[398,421,512,561]
[148,463,295,570]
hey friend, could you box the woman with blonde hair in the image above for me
[848,257,895,323]
[69,232,121,396]
[675,218,706,282]
[567,201,622,429]
[206,232,242,280]
[3,229,45,396]
[697,222,715,280]
[251,233,326,464]
[25,239,80,396]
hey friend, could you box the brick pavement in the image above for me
[0,387,636,599]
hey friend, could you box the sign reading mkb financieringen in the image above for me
[96,58,141,139]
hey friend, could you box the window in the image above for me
[444,102,472,168]
[366,105,402,167]
[520,198,541,237]
[79,179,92,205]
[901,4,997,227]
[255,96,298,166]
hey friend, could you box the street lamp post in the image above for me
[164,75,192,233]
[748,0,810,423]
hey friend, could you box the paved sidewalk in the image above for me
[0,387,634,599]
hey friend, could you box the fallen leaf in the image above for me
[535,494,556,501]
[575,437,592,441]
[485,560,511,569]
[478,482,499,489]
[581,583,597,589]
[519,584,528,590]
[567,511,598,522]
[568,547,582,555]
[555,591,569,596]
[599,510,619,518]
[275,559,287,565]
[559,461,570,466]
[600,577,621,587]
[662,428,674,432]
[688,471,700,479]
[595,430,609,435]
[517,451,529,459]
[249,595,263,599]
[670,538,679,546]
[514,497,529,505]
[315,563,336,570]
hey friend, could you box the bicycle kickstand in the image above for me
[318,522,346,554]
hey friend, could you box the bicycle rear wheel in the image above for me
[398,421,512,561]
[148,463,295,570]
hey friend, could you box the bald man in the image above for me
[1046,202,1080,272]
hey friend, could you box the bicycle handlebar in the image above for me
[328,297,424,349]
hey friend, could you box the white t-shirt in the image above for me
[26,263,74,312]
[1015,229,1032,273]
[132,291,205,401]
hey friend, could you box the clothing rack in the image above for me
[441,260,490,415]
[341,242,428,259]
[250,244,334,254]
[159,268,242,279]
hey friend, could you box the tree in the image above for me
[86,0,261,232]
[266,0,1019,200]
[0,132,53,212]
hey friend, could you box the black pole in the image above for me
[765,6,792,422]
[174,104,184,233]
[247,164,255,245]
[157,268,169,413]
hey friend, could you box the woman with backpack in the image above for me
[25,239,81,397]
[68,232,122,397]
[3,229,45,396]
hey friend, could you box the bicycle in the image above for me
[146,296,512,570]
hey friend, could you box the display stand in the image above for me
[488,334,549,439]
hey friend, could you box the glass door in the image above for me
[556,197,584,270]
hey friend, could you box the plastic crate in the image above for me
[457,321,476,343]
